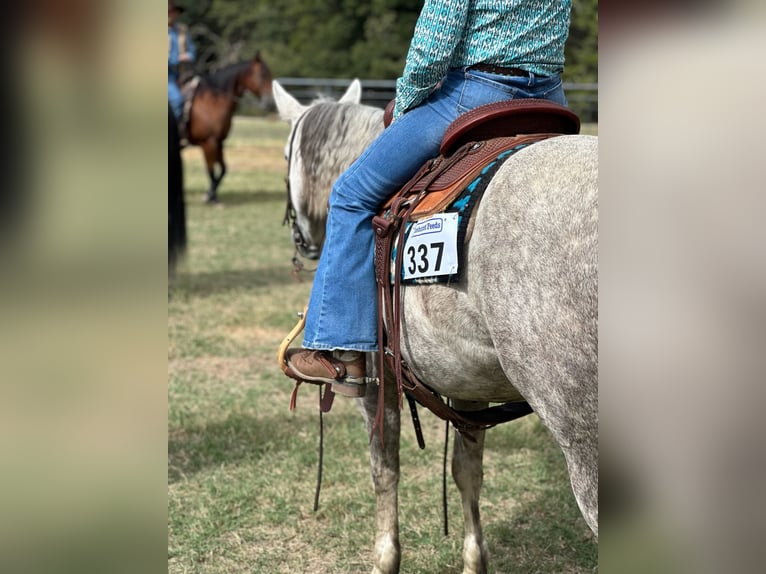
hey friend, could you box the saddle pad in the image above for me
[391,139,537,285]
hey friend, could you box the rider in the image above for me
[284,0,572,397]
[168,2,196,132]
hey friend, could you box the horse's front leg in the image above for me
[452,400,489,574]
[359,371,401,574]
[201,139,225,203]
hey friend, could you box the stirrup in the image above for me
[277,306,329,410]
[277,306,308,376]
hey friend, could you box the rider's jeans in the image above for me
[168,76,184,120]
[302,68,567,352]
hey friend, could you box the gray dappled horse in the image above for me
[273,79,598,574]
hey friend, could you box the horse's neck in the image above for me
[233,77,247,98]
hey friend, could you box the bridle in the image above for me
[282,112,317,274]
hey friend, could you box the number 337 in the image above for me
[406,242,444,274]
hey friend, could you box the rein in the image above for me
[283,112,318,275]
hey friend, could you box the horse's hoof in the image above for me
[203,196,220,205]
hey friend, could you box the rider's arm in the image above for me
[393,0,469,119]
[183,31,196,63]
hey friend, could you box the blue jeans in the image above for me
[168,77,183,120]
[303,68,567,352]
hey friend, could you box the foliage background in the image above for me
[178,0,598,83]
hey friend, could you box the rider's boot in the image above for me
[284,349,367,397]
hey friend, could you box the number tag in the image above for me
[402,213,459,280]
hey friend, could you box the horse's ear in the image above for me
[338,79,362,105]
[273,80,306,122]
[253,50,261,62]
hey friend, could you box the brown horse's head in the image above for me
[240,52,273,102]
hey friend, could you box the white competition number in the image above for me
[402,213,459,280]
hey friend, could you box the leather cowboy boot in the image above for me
[285,349,367,397]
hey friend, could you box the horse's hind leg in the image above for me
[360,377,401,574]
[451,400,489,574]
[561,439,599,538]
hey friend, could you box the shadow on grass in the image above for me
[170,266,299,298]
[480,421,598,572]
[168,411,314,483]
[194,189,284,208]
[486,506,597,572]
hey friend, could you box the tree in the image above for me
[565,0,598,83]
[179,0,596,84]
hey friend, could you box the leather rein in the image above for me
[283,112,317,275]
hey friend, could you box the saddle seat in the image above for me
[439,98,580,155]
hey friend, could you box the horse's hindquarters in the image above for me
[400,135,599,534]
[468,134,598,403]
[401,135,597,404]
[475,134,599,532]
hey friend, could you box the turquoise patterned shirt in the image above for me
[394,0,572,118]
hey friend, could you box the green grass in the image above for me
[169,116,597,573]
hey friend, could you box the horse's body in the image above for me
[185,54,272,203]
[274,80,598,574]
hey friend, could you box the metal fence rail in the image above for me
[244,77,597,123]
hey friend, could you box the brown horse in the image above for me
[185,53,273,203]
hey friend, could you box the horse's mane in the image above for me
[200,61,253,94]
[308,95,335,106]
[297,102,384,221]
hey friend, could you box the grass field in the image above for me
[168,116,598,573]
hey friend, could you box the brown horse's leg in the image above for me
[361,368,401,574]
[451,400,489,574]
[200,139,224,203]
[211,140,226,202]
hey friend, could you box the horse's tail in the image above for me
[168,105,187,271]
